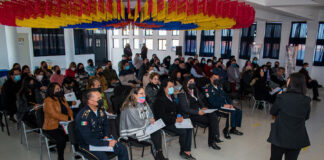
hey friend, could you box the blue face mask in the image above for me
[306,67,310,71]
[232,64,236,67]
[168,87,174,95]
[253,60,258,64]
[14,75,21,81]
[125,66,130,70]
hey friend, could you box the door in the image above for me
[94,35,107,67]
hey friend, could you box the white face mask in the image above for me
[149,70,154,74]
[71,67,76,71]
[36,75,43,81]
[208,62,212,66]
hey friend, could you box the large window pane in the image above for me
[113,39,119,48]
[145,29,153,36]
[159,30,167,36]
[33,28,65,56]
[313,23,324,66]
[263,23,281,59]
[290,22,307,65]
[123,39,130,48]
[133,39,140,49]
[172,39,179,51]
[74,29,94,55]
[158,39,167,50]
[145,39,153,50]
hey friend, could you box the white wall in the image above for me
[0,25,9,69]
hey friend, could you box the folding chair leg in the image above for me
[40,135,43,160]
[22,123,30,150]
[4,112,10,136]
[193,126,198,148]
[252,101,257,113]
[161,131,168,158]
[141,146,145,157]
[128,142,133,160]
[45,138,52,160]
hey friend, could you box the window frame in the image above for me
[313,22,324,66]
[199,30,215,57]
[263,23,282,59]
[289,22,307,66]
[185,30,197,56]
[32,28,65,57]
[239,24,256,60]
[158,39,167,51]
[220,29,233,59]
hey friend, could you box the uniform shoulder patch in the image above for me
[82,110,91,119]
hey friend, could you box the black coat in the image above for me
[267,92,311,149]
[178,90,207,116]
[1,78,21,114]
[153,94,180,126]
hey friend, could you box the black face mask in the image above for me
[275,64,279,68]
[89,63,94,66]
[28,84,36,90]
[79,68,85,72]
[157,62,161,66]
[54,90,64,97]
[97,99,104,108]
[56,70,61,75]
[108,66,112,69]
[66,86,73,90]
[98,72,103,76]
[94,87,101,92]
[188,83,196,89]
[213,79,221,86]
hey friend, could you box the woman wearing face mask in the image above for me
[119,61,141,87]
[178,77,221,150]
[34,69,50,93]
[43,83,73,160]
[153,79,195,160]
[200,58,206,70]
[250,67,271,104]
[21,65,33,80]
[145,73,160,107]
[171,71,183,91]
[65,62,76,78]
[120,87,168,160]
[142,65,155,89]
[40,61,53,79]
[50,65,65,85]
[75,63,89,93]
[89,67,108,92]
[204,59,215,77]
[16,77,43,129]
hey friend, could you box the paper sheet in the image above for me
[71,100,81,109]
[59,121,72,134]
[145,119,166,135]
[64,92,77,101]
[175,118,193,129]
[202,109,218,114]
[105,111,117,119]
[270,87,282,95]
[221,107,235,111]
[89,145,114,152]
[104,88,114,93]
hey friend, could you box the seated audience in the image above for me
[88,78,110,111]
[119,61,141,87]
[89,67,108,92]
[65,62,76,78]
[154,79,195,160]
[40,61,53,79]
[252,57,259,68]
[1,68,22,122]
[153,58,168,76]
[270,67,286,89]
[250,67,272,102]
[43,83,73,160]
[241,64,254,95]
[212,61,227,81]
[200,58,206,71]
[138,58,150,81]
[190,59,204,78]
[178,77,221,150]
[12,63,21,71]
[150,54,158,65]
[227,59,240,92]
[142,65,154,89]
[17,77,43,128]
[62,77,81,104]
[268,73,311,160]
[134,53,143,74]
[171,70,183,90]
[75,63,89,93]
[205,73,243,139]
[118,55,128,72]
[242,60,252,73]
[145,72,160,107]
[163,56,171,70]
[203,59,214,77]
[103,60,119,87]
[85,59,96,76]
[21,65,33,79]
[50,65,64,85]
[169,58,180,75]
[120,87,168,160]
[271,61,280,74]
[34,69,50,93]
[76,89,129,160]
[178,62,190,77]
[299,63,321,101]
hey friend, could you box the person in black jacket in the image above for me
[250,67,271,102]
[153,79,196,160]
[268,73,311,160]
[16,77,44,128]
[145,72,160,107]
[1,68,22,122]
[178,77,221,150]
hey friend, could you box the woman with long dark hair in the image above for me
[153,79,195,160]
[75,63,88,93]
[119,87,167,160]
[268,73,311,160]
[16,77,43,128]
[43,83,73,160]
[178,76,221,150]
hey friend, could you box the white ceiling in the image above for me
[245,0,324,21]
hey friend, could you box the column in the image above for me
[64,29,75,69]
[215,30,222,58]
[5,26,19,68]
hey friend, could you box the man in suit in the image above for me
[205,73,243,139]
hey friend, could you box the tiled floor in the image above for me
[1,89,324,160]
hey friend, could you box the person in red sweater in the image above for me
[204,59,214,77]
[65,62,76,78]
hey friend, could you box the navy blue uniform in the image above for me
[204,83,242,129]
[75,105,128,160]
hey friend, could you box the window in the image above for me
[159,30,167,36]
[32,28,65,56]
[199,30,215,57]
[113,39,119,48]
[122,26,129,36]
[313,23,324,66]
[239,24,256,59]
[133,39,140,49]
[145,39,153,50]
[263,23,281,59]
[221,29,233,59]
[94,29,106,34]
[289,22,307,65]
[158,39,167,51]
[74,29,94,55]
[112,29,119,36]
[172,39,180,51]
[145,29,153,36]
[185,30,197,55]
[133,27,139,36]
[172,30,180,36]
[123,39,130,48]
[95,39,101,47]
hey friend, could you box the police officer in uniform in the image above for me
[75,89,129,160]
[205,73,243,139]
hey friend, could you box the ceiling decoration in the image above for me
[0,0,255,30]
